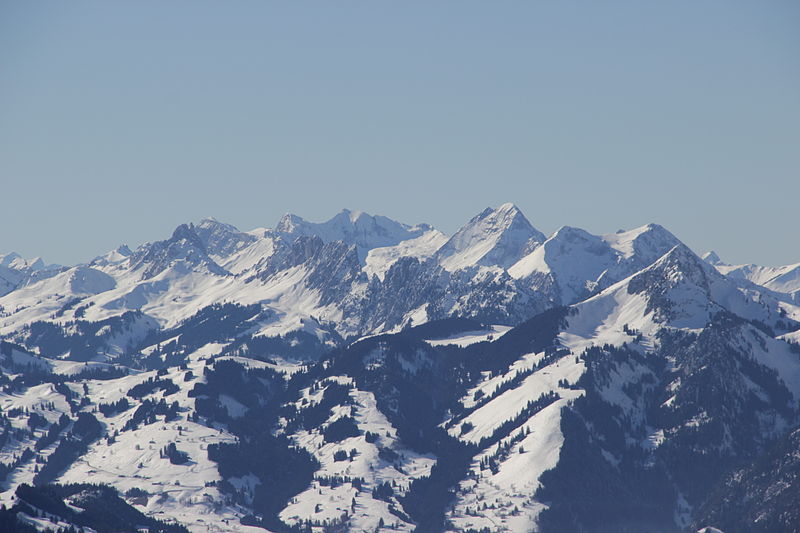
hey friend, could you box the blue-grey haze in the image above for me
[1,1,798,266]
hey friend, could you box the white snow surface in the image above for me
[425,325,512,348]
[436,203,545,271]
[716,261,800,300]
[363,229,448,281]
[509,223,682,304]
[280,380,435,532]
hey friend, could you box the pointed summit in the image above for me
[436,203,545,271]
[275,213,306,234]
[128,223,228,279]
[624,244,725,325]
[640,243,711,281]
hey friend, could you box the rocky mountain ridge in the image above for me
[0,205,797,533]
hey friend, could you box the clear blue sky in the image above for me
[1,1,798,266]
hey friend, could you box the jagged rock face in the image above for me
[193,217,257,258]
[256,234,327,274]
[334,259,550,335]
[1,206,799,533]
[305,241,365,306]
[627,245,714,323]
[340,256,446,333]
[128,223,229,279]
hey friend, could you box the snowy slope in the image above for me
[711,257,800,302]
[363,230,447,281]
[509,223,682,304]
[436,203,546,271]
[0,252,62,297]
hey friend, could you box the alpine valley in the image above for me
[0,204,798,533]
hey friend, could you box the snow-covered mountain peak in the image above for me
[196,216,236,232]
[67,265,118,295]
[702,250,724,266]
[193,217,257,259]
[621,243,767,328]
[632,243,712,289]
[601,222,681,260]
[714,260,800,302]
[90,244,132,269]
[507,223,686,306]
[496,201,524,214]
[0,251,22,267]
[26,257,45,270]
[275,212,305,234]
[471,202,532,227]
[272,209,433,262]
[338,208,367,224]
[436,203,545,271]
[550,225,600,245]
[0,252,52,271]
[127,223,228,280]
[0,252,63,297]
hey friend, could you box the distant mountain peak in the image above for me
[0,252,56,272]
[275,212,305,234]
[336,208,367,223]
[193,217,255,258]
[702,250,724,265]
[0,252,22,267]
[436,203,545,271]
[551,225,595,241]
[648,243,709,275]
[626,244,714,309]
[127,222,228,279]
[196,216,241,232]
[272,209,432,261]
[170,223,206,251]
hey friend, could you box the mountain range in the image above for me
[0,204,798,533]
